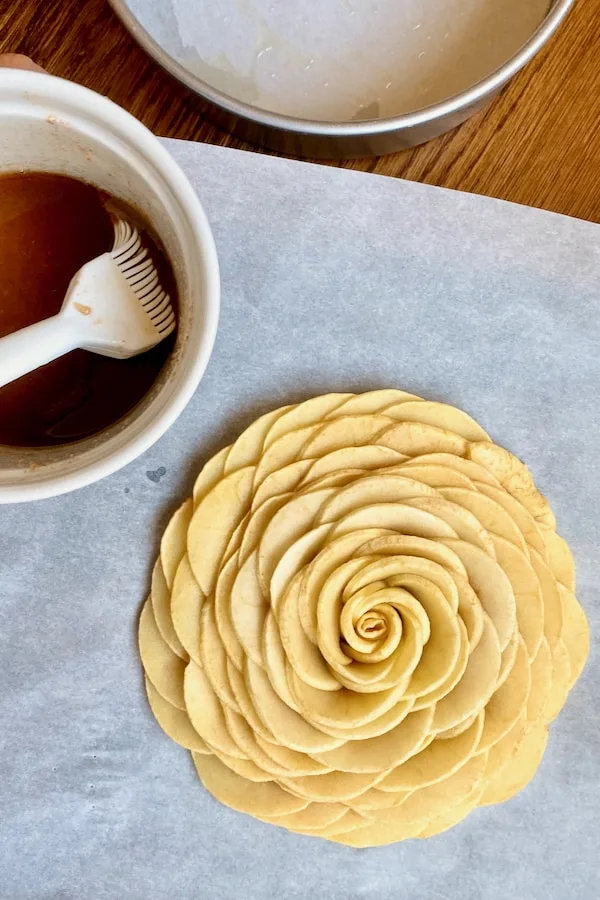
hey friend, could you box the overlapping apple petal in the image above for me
[138,390,589,846]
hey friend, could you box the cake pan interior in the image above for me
[123,0,552,122]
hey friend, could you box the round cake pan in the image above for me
[110,0,573,160]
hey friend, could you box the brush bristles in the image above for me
[111,219,176,337]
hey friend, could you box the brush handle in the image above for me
[0,315,80,389]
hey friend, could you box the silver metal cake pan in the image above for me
[110,0,573,159]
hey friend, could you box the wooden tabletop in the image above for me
[2,0,599,222]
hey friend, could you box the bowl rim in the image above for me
[109,0,574,138]
[0,69,220,503]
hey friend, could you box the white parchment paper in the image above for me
[1,139,599,900]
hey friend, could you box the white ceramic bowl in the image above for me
[0,69,220,503]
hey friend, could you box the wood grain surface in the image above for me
[1,0,599,222]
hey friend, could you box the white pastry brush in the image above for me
[0,218,176,389]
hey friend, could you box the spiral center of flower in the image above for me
[339,582,414,665]
[356,611,388,640]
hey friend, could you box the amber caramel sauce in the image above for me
[0,173,175,447]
